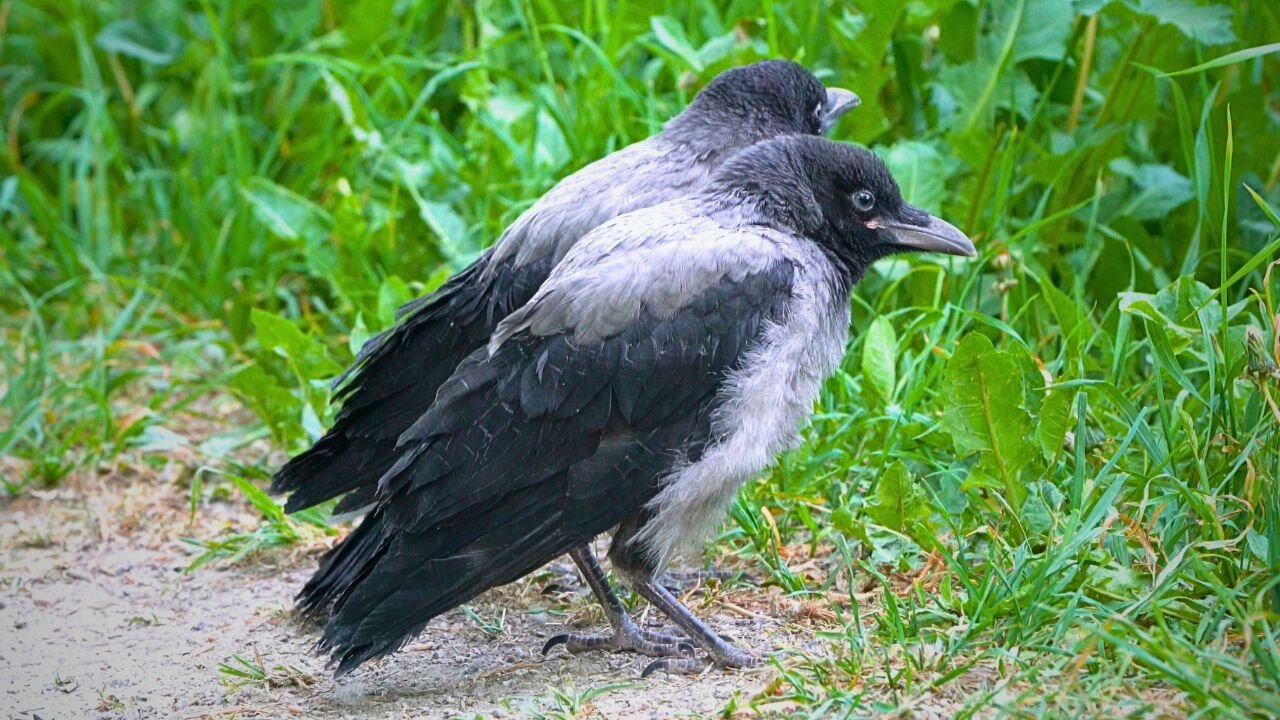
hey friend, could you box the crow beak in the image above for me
[882,205,976,257]
[820,87,860,135]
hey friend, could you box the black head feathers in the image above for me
[712,136,975,279]
[666,60,859,153]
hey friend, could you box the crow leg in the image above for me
[628,575,761,677]
[607,517,761,676]
[570,547,688,645]
[542,546,693,659]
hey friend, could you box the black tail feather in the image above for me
[269,254,553,514]
[316,482,581,675]
[268,266,493,510]
[296,506,392,620]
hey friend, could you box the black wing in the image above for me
[269,250,550,514]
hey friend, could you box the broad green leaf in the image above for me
[861,316,898,408]
[830,506,864,540]
[940,0,1037,134]
[95,20,185,65]
[418,199,468,261]
[1246,529,1270,563]
[938,62,1039,131]
[534,109,571,171]
[377,276,414,328]
[649,16,704,72]
[229,472,285,523]
[1116,293,1170,325]
[934,474,970,516]
[942,333,1036,497]
[1119,276,1230,351]
[1006,0,1074,62]
[880,140,947,212]
[864,462,931,533]
[483,93,533,132]
[250,309,343,380]
[347,314,371,358]
[697,32,737,66]
[1042,283,1089,358]
[1118,292,1194,353]
[1020,481,1063,538]
[241,178,333,244]
[1109,159,1194,221]
[1038,385,1078,461]
[230,365,303,447]
[331,0,400,50]
[1126,0,1237,46]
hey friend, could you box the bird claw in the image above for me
[641,648,761,678]
[642,656,707,678]
[541,634,571,656]
[540,627,696,659]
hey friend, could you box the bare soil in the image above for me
[0,473,823,720]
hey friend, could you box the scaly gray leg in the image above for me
[542,546,694,659]
[629,575,761,677]
[605,515,763,676]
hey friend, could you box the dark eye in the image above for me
[812,101,824,118]
[853,190,875,213]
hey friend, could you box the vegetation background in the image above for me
[2,0,1279,716]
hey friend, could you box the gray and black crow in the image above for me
[304,135,975,677]
[270,60,859,519]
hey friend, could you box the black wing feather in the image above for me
[268,253,552,514]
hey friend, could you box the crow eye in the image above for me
[813,101,824,118]
[853,190,875,213]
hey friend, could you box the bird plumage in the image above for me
[297,135,975,675]
[306,200,799,673]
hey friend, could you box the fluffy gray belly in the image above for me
[632,246,850,569]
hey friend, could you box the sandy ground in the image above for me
[0,475,822,720]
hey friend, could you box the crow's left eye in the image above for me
[853,190,875,213]
[812,101,824,119]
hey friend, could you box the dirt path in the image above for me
[1,477,816,720]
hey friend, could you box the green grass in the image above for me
[3,0,1279,716]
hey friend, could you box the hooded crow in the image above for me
[270,60,859,519]
[303,135,976,677]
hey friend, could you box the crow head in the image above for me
[667,60,860,151]
[715,135,976,281]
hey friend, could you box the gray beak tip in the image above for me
[944,233,978,258]
[820,87,860,135]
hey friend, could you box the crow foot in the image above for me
[631,575,763,677]
[542,620,695,659]
[641,643,762,677]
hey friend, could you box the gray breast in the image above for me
[632,236,851,569]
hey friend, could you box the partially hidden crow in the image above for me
[304,135,976,677]
[270,61,859,520]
